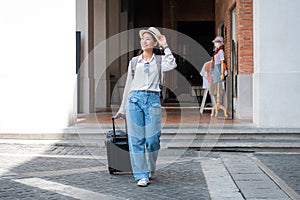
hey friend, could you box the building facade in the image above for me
[1,0,299,133]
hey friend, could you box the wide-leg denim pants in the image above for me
[126,90,161,180]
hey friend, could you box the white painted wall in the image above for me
[76,0,91,114]
[76,0,107,113]
[94,0,107,110]
[253,0,300,127]
[236,74,253,120]
[0,0,76,133]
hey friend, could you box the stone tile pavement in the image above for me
[0,143,299,199]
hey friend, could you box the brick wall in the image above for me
[215,0,254,74]
[236,0,253,73]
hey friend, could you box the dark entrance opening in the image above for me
[176,21,215,86]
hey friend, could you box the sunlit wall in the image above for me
[0,0,76,133]
[253,0,300,127]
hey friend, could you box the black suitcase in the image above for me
[105,116,132,174]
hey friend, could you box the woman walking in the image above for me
[116,27,177,187]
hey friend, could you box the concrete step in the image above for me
[1,125,300,151]
[1,132,300,140]
[0,138,299,152]
[98,140,298,152]
[165,139,300,152]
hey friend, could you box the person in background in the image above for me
[209,35,229,118]
[210,36,225,98]
[115,27,177,187]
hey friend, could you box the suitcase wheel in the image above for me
[108,167,115,175]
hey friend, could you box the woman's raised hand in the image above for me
[157,35,168,47]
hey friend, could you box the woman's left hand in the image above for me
[157,35,168,47]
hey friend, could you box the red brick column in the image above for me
[236,0,254,74]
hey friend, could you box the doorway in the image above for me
[177,21,215,86]
[172,21,214,104]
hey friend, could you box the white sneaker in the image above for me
[137,178,149,187]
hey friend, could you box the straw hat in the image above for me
[212,36,224,45]
[139,27,161,42]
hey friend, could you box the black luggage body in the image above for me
[105,116,132,174]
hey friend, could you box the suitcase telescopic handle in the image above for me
[112,116,127,143]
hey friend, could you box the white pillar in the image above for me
[253,0,300,128]
[94,0,108,110]
[76,0,91,114]
[236,74,253,120]
[0,0,76,133]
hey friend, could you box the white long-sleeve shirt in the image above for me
[118,48,177,114]
[200,61,211,89]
